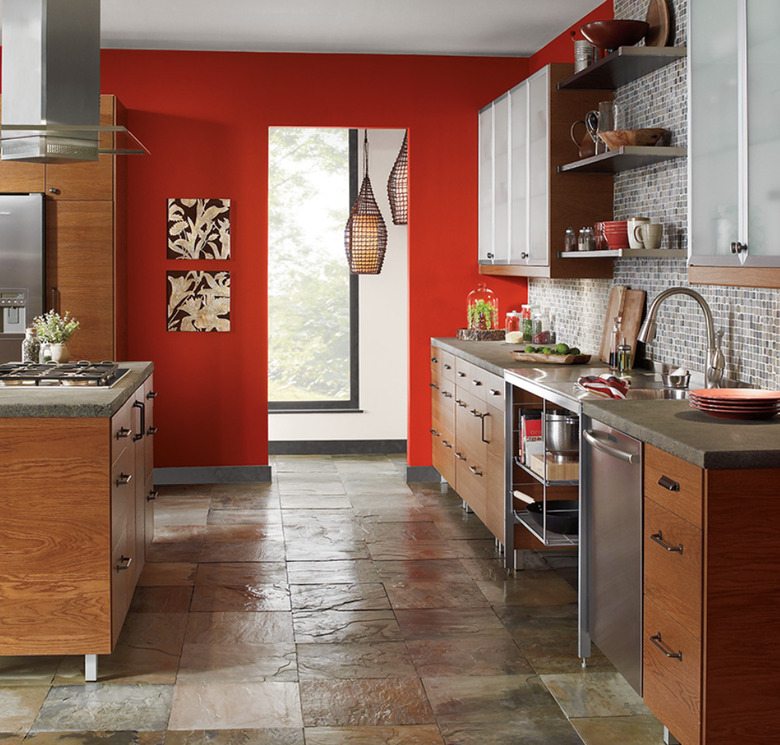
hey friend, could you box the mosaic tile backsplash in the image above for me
[529,0,780,389]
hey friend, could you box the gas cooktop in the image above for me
[0,361,129,388]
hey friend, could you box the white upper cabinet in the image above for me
[689,0,780,274]
[478,64,614,279]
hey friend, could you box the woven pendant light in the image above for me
[345,131,387,274]
[387,130,408,225]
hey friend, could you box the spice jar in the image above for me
[531,308,551,345]
[505,311,523,344]
[21,327,40,363]
[578,227,596,251]
[564,227,577,253]
[521,305,533,341]
[466,283,499,330]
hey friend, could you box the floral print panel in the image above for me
[167,198,231,259]
[167,271,231,332]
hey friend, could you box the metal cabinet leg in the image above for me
[84,654,98,682]
[663,726,680,745]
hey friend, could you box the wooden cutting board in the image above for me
[599,285,646,364]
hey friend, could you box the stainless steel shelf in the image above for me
[513,455,578,488]
[558,146,687,174]
[514,511,578,547]
[558,248,687,259]
[557,46,686,90]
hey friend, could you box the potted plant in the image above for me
[33,310,79,363]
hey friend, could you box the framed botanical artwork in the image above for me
[167,198,231,259]
[167,271,231,332]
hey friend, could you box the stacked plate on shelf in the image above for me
[689,389,780,420]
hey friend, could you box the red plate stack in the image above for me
[603,220,629,250]
[689,389,780,420]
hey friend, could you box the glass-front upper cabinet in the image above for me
[689,0,780,270]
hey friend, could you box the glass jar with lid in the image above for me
[521,305,533,341]
[21,327,40,364]
[578,226,596,252]
[505,311,523,344]
[466,283,499,331]
[532,308,552,345]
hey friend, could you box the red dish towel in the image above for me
[577,374,630,399]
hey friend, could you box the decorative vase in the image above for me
[49,342,70,363]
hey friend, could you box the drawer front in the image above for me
[111,396,135,464]
[645,444,703,528]
[431,370,455,434]
[644,498,703,639]
[456,439,488,523]
[432,419,457,487]
[111,444,135,551]
[110,528,131,647]
[643,596,702,745]
[431,347,455,383]
[471,366,504,403]
[455,386,488,464]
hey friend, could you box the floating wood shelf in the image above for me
[559,248,687,259]
[558,146,687,174]
[557,46,687,90]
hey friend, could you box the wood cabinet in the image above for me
[0,95,127,361]
[0,374,155,671]
[642,443,780,744]
[688,0,780,287]
[477,63,614,279]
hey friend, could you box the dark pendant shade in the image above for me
[345,132,388,274]
[387,130,408,225]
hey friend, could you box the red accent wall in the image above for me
[99,51,531,469]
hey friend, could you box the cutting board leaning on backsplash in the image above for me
[599,285,646,364]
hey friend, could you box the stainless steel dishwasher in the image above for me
[579,415,643,694]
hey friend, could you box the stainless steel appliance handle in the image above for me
[583,429,638,464]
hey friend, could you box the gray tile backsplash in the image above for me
[528,0,780,389]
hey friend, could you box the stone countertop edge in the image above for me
[582,399,780,470]
[0,361,154,418]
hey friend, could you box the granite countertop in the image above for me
[0,361,154,418]
[432,337,780,470]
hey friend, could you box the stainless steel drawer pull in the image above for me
[430,428,440,437]
[469,465,483,476]
[147,391,159,399]
[443,363,452,370]
[457,371,466,377]
[147,490,158,502]
[442,391,452,398]
[116,555,133,572]
[658,475,680,491]
[441,440,453,449]
[116,427,131,439]
[431,356,438,363]
[147,426,158,435]
[456,399,467,408]
[469,408,484,418]
[471,379,482,386]
[455,451,467,461]
[651,530,683,554]
[650,633,682,662]
[489,389,501,397]
[116,473,132,486]
[430,382,439,389]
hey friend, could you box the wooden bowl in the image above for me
[580,20,650,50]
[598,128,671,150]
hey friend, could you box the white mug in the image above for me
[627,217,650,249]
[638,223,663,250]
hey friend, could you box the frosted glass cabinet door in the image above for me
[526,67,549,266]
[478,105,493,263]
[492,94,510,263]
[509,81,529,264]
[746,0,780,258]
[689,0,738,261]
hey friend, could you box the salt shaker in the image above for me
[578,227,596,252]
[564,228,577,253]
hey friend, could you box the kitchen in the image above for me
[1,0,779,743]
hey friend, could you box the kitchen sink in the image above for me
[624,387,688,400]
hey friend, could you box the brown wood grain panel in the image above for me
[113,97,129,361]
[643,596,701,745]
[644,498,702,638]
[484,402,505,542]
[438,349,456,383]
[702,467,780,745]
[46,199,114,361]
[455,385,488,465]
[456,438,488,523]
[431,417,456,488]
[431,370,455,434]
[0,418,111,655]
[690,265,780,289]
[111,528,130,647]
[645,444,703,527]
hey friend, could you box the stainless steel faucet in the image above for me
[637,287,725,388]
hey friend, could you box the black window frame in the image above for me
[268,128,360,413]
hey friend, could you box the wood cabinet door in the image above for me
[46,200,115,361]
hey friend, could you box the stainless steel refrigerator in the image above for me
[0,193,45,363]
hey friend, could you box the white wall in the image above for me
[268,128,409,442]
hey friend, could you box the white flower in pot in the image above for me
[32,310,80,363]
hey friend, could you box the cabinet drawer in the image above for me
[455,387,489,464]
[645,444,703,528]
[431,370,455,434]
[110,528,132,647]
[111,396,135,464]
[456,440,488,523]
[431,347,455,382]
[643,596,701,745]
[644,498,703,639]
[432,421,456,488]
[111,445,135,551]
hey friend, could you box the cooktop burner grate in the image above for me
[0,361,124,387]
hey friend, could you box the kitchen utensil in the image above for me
[580,20,650,51]
[638,222,664,249]
[645,0,671,47]
[545,411,579,454]
[599,286,645,365]
[627,217,650,249]
[510,351,591,365]
[594,222,607,251]
[574,39,597,72]
[661,371,691,389]
[525,500,579,535]
[585,102,622,155]
[598,128,671,150]
[570,120,596,158]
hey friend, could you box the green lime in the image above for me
[541,347,553,355]
[524,345,537,353]
[555,342,570,355]
[568,347,580,355]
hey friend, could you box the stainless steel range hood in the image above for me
[1,0,146,163]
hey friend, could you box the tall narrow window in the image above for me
[268,128,358,409]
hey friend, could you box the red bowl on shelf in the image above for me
[602,220,629,249]
[580,20,650,51]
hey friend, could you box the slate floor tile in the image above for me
[0,686,50,734]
